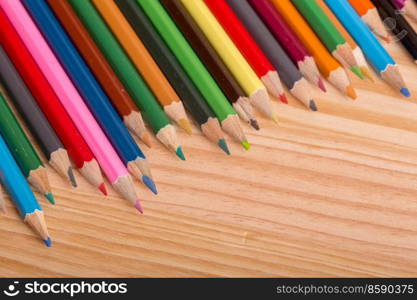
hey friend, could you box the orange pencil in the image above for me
[270,0,356,99]
[347,0,390,42]
[92,0,192,134]
[316,0,374,81]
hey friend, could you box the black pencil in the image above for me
[0,45,76,187]
[372,0,417,63]
[115,0,230,154]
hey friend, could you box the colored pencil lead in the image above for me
[176,146,186,161]
[98,183,108,196]
[45,193,55,205]
[241,141,251,151]
[143,176,158,195]
[309,100,318,112]
[67,168,77,188]
[43,237,52,247]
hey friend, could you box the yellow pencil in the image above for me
[181,0,277,121]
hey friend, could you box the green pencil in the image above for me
[68,0,184,159]
[0,92,54,203]
[291,0,363,79]
[135,0,249,149]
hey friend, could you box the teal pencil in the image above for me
[0,134,51,246]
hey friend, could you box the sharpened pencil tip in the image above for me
[318,78,327,92]
[178,118,192,135]
[241,141,251,151]
[360,67,374,82]
[176,146,186,161]
[279,93,289,104]
[401,88,411,97]
[250,119,260,130]
[350,66,364,79]
[346,85,357,99]
[218,139,230,155]
[45,193,55,205]
[98,183,108,196]
[141,133,153,148]
[134,200,144,214]
[381,35,391,43]
[43,237,52,247]
[143,175,158,195]
[67,167,77,187]
[309,100,318,111]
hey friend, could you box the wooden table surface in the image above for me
[1,38,417,277]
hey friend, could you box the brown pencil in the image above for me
[47,0,151,147]
[92,0,192,135]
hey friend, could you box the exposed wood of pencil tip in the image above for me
[27,166,52,197]
[163,100,192,135]
[49,148,76,186]
[328,66,357,99]
[155,124,181,154]
[127,158,153,181]
[362,7,390,42]
[250,87,278,122]
[200,116,226,145]
[290,77,316,109]
[112,174,142,212]
[297,55,325,90]
[380,64,408,93]
[0,183,6,214]
[220,114,248,144]
[79,158,105,191]
[260,70,285,98]
[352,47,374,81]
[25,209,49,241]
[123,110,152,147]
[233,96,259,130]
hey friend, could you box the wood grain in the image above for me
[1,40,417,277]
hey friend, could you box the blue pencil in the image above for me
[22,0,156,194]
[325,0,410,97]
[0,134,51,246]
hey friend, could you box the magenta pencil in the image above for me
[249,0,325,91]
[0,0,143,212]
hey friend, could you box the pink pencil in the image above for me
[0,0,143,212]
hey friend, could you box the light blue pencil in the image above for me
[0,134,51,246]
[325,0,410,97]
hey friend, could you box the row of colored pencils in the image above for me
[0,0,415,246]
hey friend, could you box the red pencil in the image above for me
[0,9,106,194]
[204,0,286,101]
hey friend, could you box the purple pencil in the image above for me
[249,0,326,92]
[391,0,417,21]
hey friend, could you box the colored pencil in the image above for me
[159,0,259,129]
[226,0,318,110]
[325,0,410,97]
[291,0,364,79]
[47,0,151,148]
[204,0,285,101]
[249,0,326,91]
[0,134,51,246]
[390,0,417,22]
[348,0,390,42]
[1,0,143,211]
[181,0,277,122]
[23,0,156,194]
[270,0,357,99]
[372,0,417,62]
[0,92,54,204]
[136,0,249,149]
[0,8,106,195]
[69,0,185,159]
[115,0,232,153]
[91,0,191,135]
[0,182,6,214]
[315,0,374,81]
[0,46,76,186]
